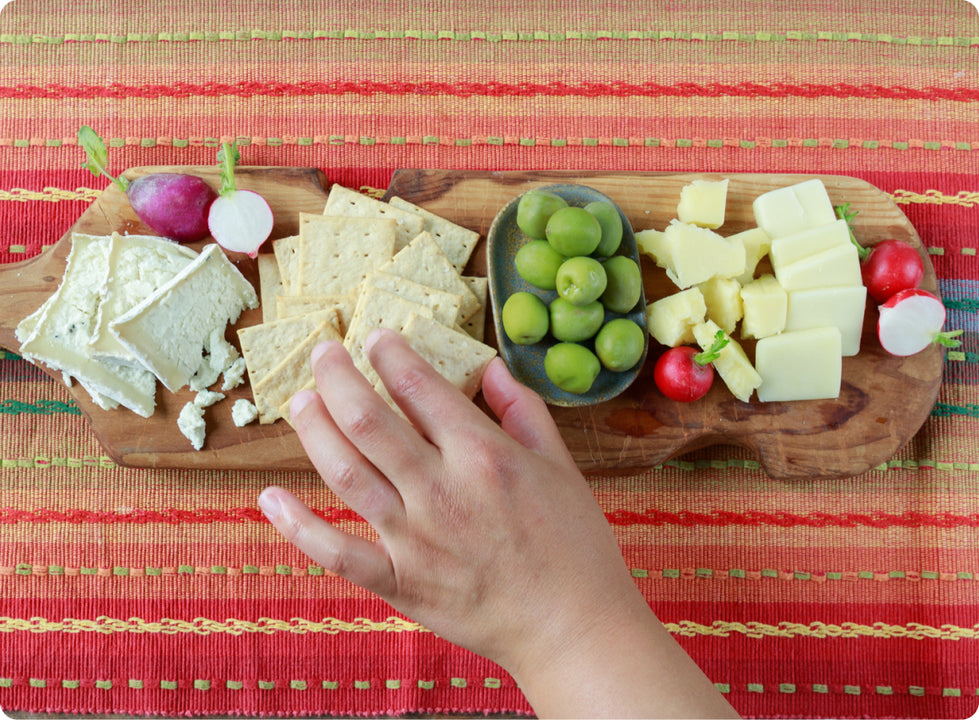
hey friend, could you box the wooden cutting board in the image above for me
[0,168,943,480]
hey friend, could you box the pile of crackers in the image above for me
[239,184,497,424]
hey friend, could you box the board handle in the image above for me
[0,244,70,354]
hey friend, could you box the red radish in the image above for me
[836,203,924,302]
[653,330,729,402]
[877,288,962,357]
[207,142,274,258]
[78,125,216,242]
[861,239,924,303]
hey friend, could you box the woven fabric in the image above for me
[1,1,978,717]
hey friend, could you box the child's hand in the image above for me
[259,328,738,719]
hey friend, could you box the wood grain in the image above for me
[0,168,943,479]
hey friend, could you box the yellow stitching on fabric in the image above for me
[663,620,979,640]
[0,615,429,635]
[891,189,979,207]
[4,135,979,151]
[633,568,977,582]
[1,30,977,45]
[0,187,101,203]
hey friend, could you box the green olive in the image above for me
[594,318,646,372]
[545,206,602,256]
[555,256,607,306]
[584,200,624,257]
[516,190,568,239]
[549,297,605,342]
[544,342,602,394]
[501,291,549,345]
[600,255,643,313]
[514,239,565,291]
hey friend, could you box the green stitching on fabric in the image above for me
[0,399,82,415]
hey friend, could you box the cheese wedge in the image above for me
[110,243,259,392]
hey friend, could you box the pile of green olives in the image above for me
[500,188,646,394]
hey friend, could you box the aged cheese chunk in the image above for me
[731,227,772,284]
[752,178,837,239]
[692,320,762,403]
[775,242,862,292]
[697,276,743,334]
[110,243,259,392]
[645,287,707,347]
[768,219,851,276]
[662,220,746,289]
[89,233,197,366]
[676,178,729,229]
[740,274,787,339]
[635,228,669,268]
[17,234,157,417]
[786,285,867,357]
[755,326,842,402]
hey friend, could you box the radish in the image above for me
[653,330,729,402]
[836,203,924,302]
[207,142,274,258]
[877,288,962,356]
[78,125,216,242]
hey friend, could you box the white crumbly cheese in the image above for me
[89,233,197,366]
[231,398,258,427]
[109,243,259,392]
[17,233,157,417]
[208,327,240,374]
[194,389,225,408]
[177,401,206,450]
[221,357,247,390]
[189,354,221,392]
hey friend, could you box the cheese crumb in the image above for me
[221,357,247,390]
[194,389,225,408]
[232,398,258,427]
[177,401,206,450]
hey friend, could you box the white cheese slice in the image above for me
[768,219,851,276]
[17,234,157,417]
[752,178,837,239]
[755,326,842,402]
[109,243,259,392]
[775,243,862,292]
[786,285,867,357]
[89,233,198,366]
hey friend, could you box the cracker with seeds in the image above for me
[250,318,343,424]
[295,214,396,297]
[378,231,481,323]
[389,196,480,273]
[323,184,425,252]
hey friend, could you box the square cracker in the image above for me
[295,214,396,298]
[257,254,283,323]
[272,235,300,295]
[250,318,343,424]
[276,293,357,334]
[372,312,497,413]
[237,308,340,387]
[460,275,488,341]
[388,196,480,274]
[323,184,424,252]
[363,271,461,327]
[378,231,481,323]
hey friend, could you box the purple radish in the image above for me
[206,142,274,258]
[78,125,216,242]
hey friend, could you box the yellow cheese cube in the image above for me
[786,285,867,356]
[752,178,837,239]
[676,178,729,229]
[635,228,669,268]
[692,319,762,403]
[775,243,862,291]
[697,276,743,334]
[731,227,772,284]
[769,219,851,276]
[645,287,707,347]
[755,326,842,402]
[663,220,746,289]
[740,274,787,339]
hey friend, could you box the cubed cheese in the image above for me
[662,220,746,289]
[730,227,772,284]
[740,274,787,339]
[775,243,862,291]
[697,276,743,334]
[645,287,707,347]
[635,228,670,268]
[786,285,867,356]
[752,178,837,238]
[692,320,762,403]
[768,219,851,276]
[755,326,842,402]
[676,178,729,229]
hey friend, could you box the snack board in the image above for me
[0,168,944,479]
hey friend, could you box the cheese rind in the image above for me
[755,326,842,402]
[110,243,259,392]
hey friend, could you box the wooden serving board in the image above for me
[0,168,943,480]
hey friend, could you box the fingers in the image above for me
[258,486,395,596]
[289,386,404,532]
[480,357,574,462]
[304,338,439,491]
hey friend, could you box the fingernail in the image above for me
[290,389,317,419]
[310,340,334,367]
[364,327,386,353]
[258,488,283,521]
